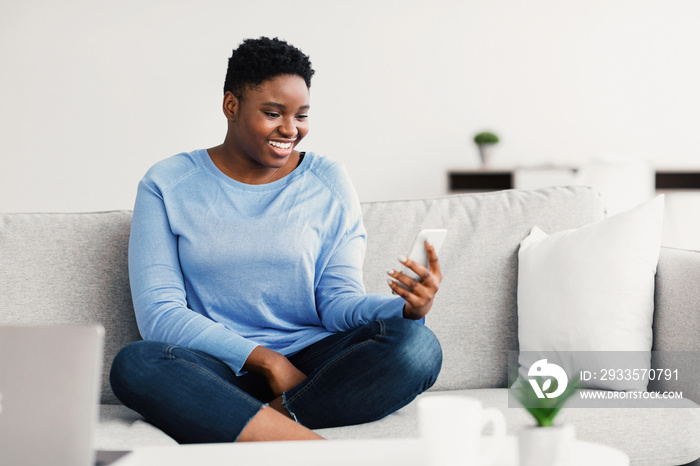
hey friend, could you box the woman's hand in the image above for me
[387,241,443,320]
[243,346,307,397]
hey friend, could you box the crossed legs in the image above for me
[110,318,442,442]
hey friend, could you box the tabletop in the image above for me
[108,435,630,466]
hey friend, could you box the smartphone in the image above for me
[394,229,448,292]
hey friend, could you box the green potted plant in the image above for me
[473,131,499,167]
[511,374,580,466]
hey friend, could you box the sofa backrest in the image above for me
[0,211,138,404]
[0,186,605,403]
[360,187,605,391]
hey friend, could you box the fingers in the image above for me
[391,242,443,287]
[388,241,444,320]
[400,255,430,282]
[386,276,426,310]
[425,241,443,279]
[387,266,421,292]
[387,269,434,321]
[387,251,441,295]
[386,276,412,300]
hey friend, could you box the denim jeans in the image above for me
[110,317,442,443]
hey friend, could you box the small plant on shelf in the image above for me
[473,131,499,166]
[473,131,500,146]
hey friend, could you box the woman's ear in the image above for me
[223,91,239,120]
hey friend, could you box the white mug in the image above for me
[418,395,506,466]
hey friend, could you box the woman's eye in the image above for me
[296,114,309,120]
[264,112,280,118]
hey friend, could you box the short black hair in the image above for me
[223,37,315,99]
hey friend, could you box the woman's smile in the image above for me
[267,139,296,157]
[268,141,293,150]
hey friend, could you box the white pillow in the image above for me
[517,195,664,391]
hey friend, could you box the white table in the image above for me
[109,436,629,466]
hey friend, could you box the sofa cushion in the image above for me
[0,211,140,404]
[96,404,177,450]
[517,195,664,392]
[360,187,606,391]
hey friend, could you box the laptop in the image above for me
[0,325,104,466]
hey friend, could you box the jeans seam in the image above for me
[165,346,261,409]
[286,320,387,407]
[164,345,229,367]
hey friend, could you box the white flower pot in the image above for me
[477,143,495,167]
[518,424,576,466]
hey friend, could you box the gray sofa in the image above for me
[1,186,699,465]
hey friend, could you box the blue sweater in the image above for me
[129,149,405,375]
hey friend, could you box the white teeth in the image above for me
[268,141,292,149]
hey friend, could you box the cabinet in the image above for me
[447,168,700,251]
[448,169,700,192]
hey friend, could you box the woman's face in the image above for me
[228,74,310,169]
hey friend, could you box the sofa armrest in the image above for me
[653,247,700,352]
[650,247,700,404]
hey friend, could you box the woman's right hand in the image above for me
[243,346,307,397]
[387,240,443,320]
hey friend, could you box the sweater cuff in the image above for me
[188,324,260,376]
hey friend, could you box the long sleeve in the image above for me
[128,175,258,375]
[314,165,405,332]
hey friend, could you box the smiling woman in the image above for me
[109,37,444,445]
[207,37,314,185]
[210,74,311,184]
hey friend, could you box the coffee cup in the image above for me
[418,395,506,466]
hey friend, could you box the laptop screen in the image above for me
[0,325,104,466]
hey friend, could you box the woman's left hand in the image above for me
[243,346,307,397]
[387,241,443,320]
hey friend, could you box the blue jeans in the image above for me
[110,318,442,443]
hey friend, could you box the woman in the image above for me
[110,37,443,443]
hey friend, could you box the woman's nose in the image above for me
[278,117,297,138]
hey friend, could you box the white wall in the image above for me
[2,0,700,213]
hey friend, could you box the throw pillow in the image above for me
[517,195,664,391]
